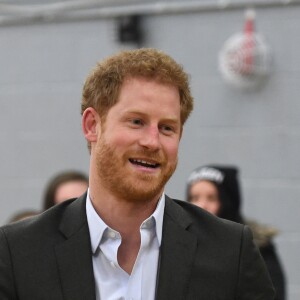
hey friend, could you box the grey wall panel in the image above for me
[0,4,299,299]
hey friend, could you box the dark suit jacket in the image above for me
[0,195,275,300]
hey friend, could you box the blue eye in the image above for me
[160,124,175,135]
[162,124,173,131]
[132,119,142,125]
[133,119,141,124]
[162,125,172,131]
[129,119,144,127]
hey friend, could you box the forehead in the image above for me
[115,76,181,112]
[191,180,218,192]
[120,76,178,94]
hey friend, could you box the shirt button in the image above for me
[110,261,116,268]
[108,231,116,239]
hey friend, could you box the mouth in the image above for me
[129,158,160,169]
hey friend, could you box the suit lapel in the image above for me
[156,196,198,300]
[55,195,96,300]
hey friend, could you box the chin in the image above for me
[119,182,163,204]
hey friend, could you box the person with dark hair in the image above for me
[186,164,286,300]
[43,170,88,210]
[0,49,274,299]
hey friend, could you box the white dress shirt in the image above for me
[86,190,165,300]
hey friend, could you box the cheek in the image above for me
[211,202,221,214]
[103,129,135,149]
[163,139,179,159]
[193,200,202,208]
[190,198,203,209]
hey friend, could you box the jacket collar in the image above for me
[55,193,96,300]
[155,195,198,300]
[55,194,198,300]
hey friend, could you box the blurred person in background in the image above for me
[43,170,88,210]
[7,210,39,224]
[5,171,87,225]
[186,164,286,300]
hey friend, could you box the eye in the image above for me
[160,124,175,135]
[129,118,144,127]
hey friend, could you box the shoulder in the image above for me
[0,196,85,248]
[165,197,245,240]
[164,197,276,298]
[167,197,243,228]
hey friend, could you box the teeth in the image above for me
[135,159,155,166]
[130,158,159,168]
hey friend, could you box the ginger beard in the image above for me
[95,136,178,204]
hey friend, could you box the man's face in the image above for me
[94,77,181,203]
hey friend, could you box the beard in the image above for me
[95,137,177,204]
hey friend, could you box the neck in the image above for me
[89,176,162,237]
[89,177,162,275]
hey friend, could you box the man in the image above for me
[0,48,275,299]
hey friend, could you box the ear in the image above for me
[82,107,101,143]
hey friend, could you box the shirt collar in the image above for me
[86,189,165,253]
[86,189,108,253]
[146,192,165,247]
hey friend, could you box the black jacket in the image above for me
[0,194,275,299]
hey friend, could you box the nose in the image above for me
[138,125,161,151]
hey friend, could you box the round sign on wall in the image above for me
[218,10,272,90]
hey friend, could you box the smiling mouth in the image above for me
[129,158,160,169]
